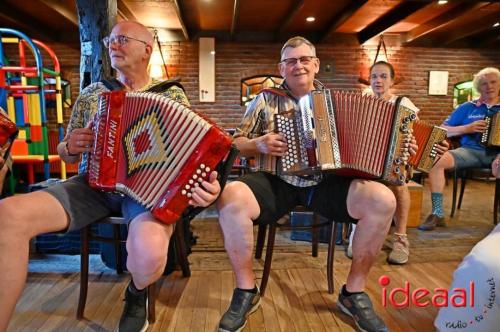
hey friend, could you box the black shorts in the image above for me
[236,171,356,225]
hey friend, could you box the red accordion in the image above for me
[0,111,18,160]
[408,120,447,172]
[88,90,232,224]
[275,90,416,185]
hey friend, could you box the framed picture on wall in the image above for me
[428,71,449,95]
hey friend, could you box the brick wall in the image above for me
[27,41,499,130]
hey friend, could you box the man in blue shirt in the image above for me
[419,67,500,230]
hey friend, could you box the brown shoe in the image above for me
[418,214,447,231]
[387,233,409,265]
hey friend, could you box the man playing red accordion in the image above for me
[0,21,222,332]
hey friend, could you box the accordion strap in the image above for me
[145,78,186,93]
[394,95,404,109]
[261,87,291,98]
[100,77,186,94]
[101,78,125,91]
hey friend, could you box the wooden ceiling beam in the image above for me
[39,0,78,26]
[275,0,305,40]
[230,0,240,39]
[442,10,500,46]
[357,1,430,45]
[172,0,189,41]
[117,0,138,21]
[319,0,368,43]
[0,2,60,41]
[405,2,488,44]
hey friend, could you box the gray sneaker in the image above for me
[387,233,410,265]
[218,287,261,332]
[337,287,388,332]
[116,282,148,332]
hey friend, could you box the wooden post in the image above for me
[75,0,117,90]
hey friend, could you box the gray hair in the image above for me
[473,67,500,91]
[280,36,316,60]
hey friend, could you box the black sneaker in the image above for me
[337,286,387,332]
[218,287,261,332]
[116,282,149,332]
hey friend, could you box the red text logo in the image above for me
[378,275,474,309]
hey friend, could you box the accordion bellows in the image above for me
[409,120,447,172]
[275,90,443,185]
[88,91,232,224]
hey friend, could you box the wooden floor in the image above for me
[9,178,498,332]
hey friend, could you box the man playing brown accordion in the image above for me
[0,21,222,332]
[216,36,417,332]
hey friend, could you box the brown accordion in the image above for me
[275,90,424,185]
[481,112,500,148]
[88,90,232,225]
[408,120,447,172]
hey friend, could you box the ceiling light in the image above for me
[210,51,216,55]
[437,1,448,4]
[306,16,315,22]
[494,22,500,28]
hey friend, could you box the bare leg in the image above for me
[389,185,410,234]
[126,212,173,289]
[217,181,260,290]
[492,155,500,179]
[0,192,69,331]
[429,151,456,194]
[345,180,396,292]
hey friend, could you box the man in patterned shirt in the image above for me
[217,37,401,332]
[0,21,221,332]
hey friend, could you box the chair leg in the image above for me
[327,223,337,294]
[494,179,499,225]
[457,173,467,210]
[255,223,267,259]
[113,224,124,274]
[450,169,458,217]
[77,225,90,320]
[174,218,191,277]
[147,283,156,323]
[311,213,319,258]
[260,223,276,297]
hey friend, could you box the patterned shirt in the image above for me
[67,80,189,174]
[234,80,324,187]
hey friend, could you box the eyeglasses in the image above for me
[280,56,316,67]
[102,35,149,48]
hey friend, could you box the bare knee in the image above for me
[217,181,258,222]
[348,181,396,221]
[126,233,168,274]
[0,198,32,239]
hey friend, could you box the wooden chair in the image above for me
[77,215,191,322]
[450,167,499,225]
[254,207,338,296]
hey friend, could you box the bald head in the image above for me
[111,21,153,47]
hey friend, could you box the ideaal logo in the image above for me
[378,275,496,329]
[378,275,474,308]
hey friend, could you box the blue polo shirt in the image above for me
[443,100,500,150]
